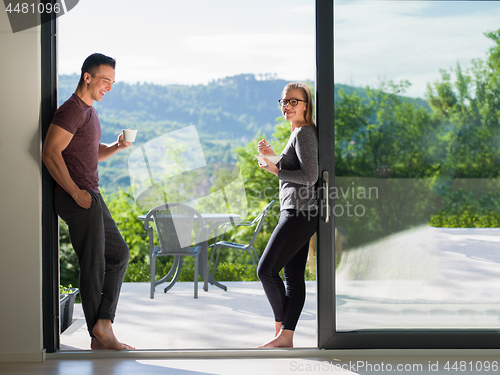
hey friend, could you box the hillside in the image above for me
[58,74,307,192]
[58,73,292,141]
[57,74,429,192]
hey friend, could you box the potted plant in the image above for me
[60,285,79,333]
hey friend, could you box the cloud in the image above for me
[57,0,316,85]
[114,32,315,85]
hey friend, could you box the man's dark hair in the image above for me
[78,53,116,88]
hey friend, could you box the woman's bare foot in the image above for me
[258,329,294,348]
[91,319,135,350]
[274,322,282,337]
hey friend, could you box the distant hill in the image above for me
[58,76,428,145]
[57,74,430,192]
[58,73,307,192]
[334,82,431,111]
[58,73,293,143]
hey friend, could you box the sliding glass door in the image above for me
[317,0,500,349]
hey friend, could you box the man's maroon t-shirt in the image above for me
[51,93,101,194]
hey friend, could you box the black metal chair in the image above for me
[144,203,209,299]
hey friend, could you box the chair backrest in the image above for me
[248,200,276,246]
[145,203,205,255]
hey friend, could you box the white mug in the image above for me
[122,129,138,142]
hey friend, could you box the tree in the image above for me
[334,80,446,245]
[424,29,500,227]
[335,80,438,178]
[426,56,500,178]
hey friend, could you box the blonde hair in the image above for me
[282,82,315,126]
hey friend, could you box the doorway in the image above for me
[43,0,332,352]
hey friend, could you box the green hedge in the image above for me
[124,258,316,283]
[429,212,500,228]
[428,187,500,228]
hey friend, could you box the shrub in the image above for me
[429,213,500,228]
[124,258,316,282]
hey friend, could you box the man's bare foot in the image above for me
[90,337,107,350]
[258,329,294,348]
[92,319,135,350]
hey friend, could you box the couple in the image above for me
[42,53,318,350]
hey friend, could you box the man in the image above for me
[42,53,134,350]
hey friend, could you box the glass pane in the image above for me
[334,0,500,331]
[56,0,316,349]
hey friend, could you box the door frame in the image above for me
[41,2,60,353]
[44,0,500,353]
[315,0,335,349]
[315,0,500,349]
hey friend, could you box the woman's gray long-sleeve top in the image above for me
[278,124,319,211]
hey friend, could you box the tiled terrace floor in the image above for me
[61,226,500,352]
[61,281,318,351]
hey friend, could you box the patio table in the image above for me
[139,212,240,292]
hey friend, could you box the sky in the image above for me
[58,1,500,98]
[334,0,500,98]
[57,0,316,86]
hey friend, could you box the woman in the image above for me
[256,82,319,348]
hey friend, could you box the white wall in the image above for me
[0,10,44,362]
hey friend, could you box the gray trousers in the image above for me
[55,191,129,337]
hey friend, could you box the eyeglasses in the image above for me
[278,99,307,107]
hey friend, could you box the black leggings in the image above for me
[257,209,318,331]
